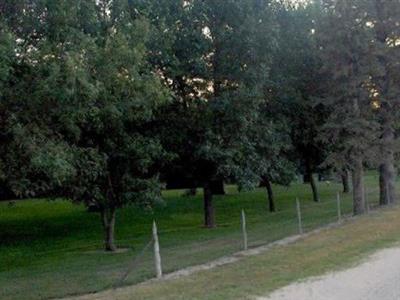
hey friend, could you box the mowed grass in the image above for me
[80,204,400,300]
[0,173,384,299]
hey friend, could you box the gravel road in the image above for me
[259,247,400,300]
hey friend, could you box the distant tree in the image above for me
[241,117,295,212]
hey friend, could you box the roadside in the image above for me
[64,206,400,300]
[260,247,400,300]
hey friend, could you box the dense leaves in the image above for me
[1,0,400,249]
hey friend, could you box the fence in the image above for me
[111,187,380,289]
[1,187,382,300]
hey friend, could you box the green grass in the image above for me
[0,173,384,299]
[99,205,400,300]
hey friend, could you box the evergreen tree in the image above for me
[317,0,378,214]
[369,0,400,205]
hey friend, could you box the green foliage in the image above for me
[148,0,283,191]
[2,0,398,252]
[1,1,170,209]
[272,2,328,178]
[316,0,379,170]
[0,22,13,95]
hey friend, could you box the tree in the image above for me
[340,168,351,193]
[139,0,217,226]
[316,0,378,214]
[0,21,15,198]
[271,1,327,203]
[148,0,278,227]
[369,0,400,205]
[64,0,169,251]
[199,0,280,225]
[250,121,296,212]
[234,74,295,212]
[0,3,70,200]
[1,0,169,251]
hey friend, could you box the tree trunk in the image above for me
[341,169,351,193]
[374,2,397,206]
[379,161,397,205]
[352,158,365,215]
[379,164,387,205]
[264,178,275,212]
[379,127,397,205]
[318,173,323,181]
[183,187,197,196]
[305,160,319,202]
[310,173,320,202]
[210,180,225,195]
[203,182,215,228]
[303,173,311,183]
[101,206,117,251]
[189,187,197,195]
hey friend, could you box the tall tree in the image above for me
[271,1,327,203]
[369,0,400,205]
[1,0,169,251]
[0,2,69,199]
[149,0,278,227]
[0,21,15,198]
[317,0,378,214]
[192,0,278,226]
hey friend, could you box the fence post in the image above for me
[296,198,303,234]
[365,187,370,214]
[152,220,162,278]
[241,209,248,251]
[336,192,342,223]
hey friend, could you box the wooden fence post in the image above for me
[152,220,162,278]
[241,209,248,251]
[296,198,303,234]
[336,192,342,223]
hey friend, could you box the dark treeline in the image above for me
[0,0,399,250]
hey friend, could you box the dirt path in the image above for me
[259,247,400,300]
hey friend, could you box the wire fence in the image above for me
[1,186,384,300]
[110,187,381,289]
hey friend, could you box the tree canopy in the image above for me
[1,0,400,250]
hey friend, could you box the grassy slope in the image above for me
[0,173,382,299]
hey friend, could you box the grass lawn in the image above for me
[0,173,385,299]
[82,204,400,300]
